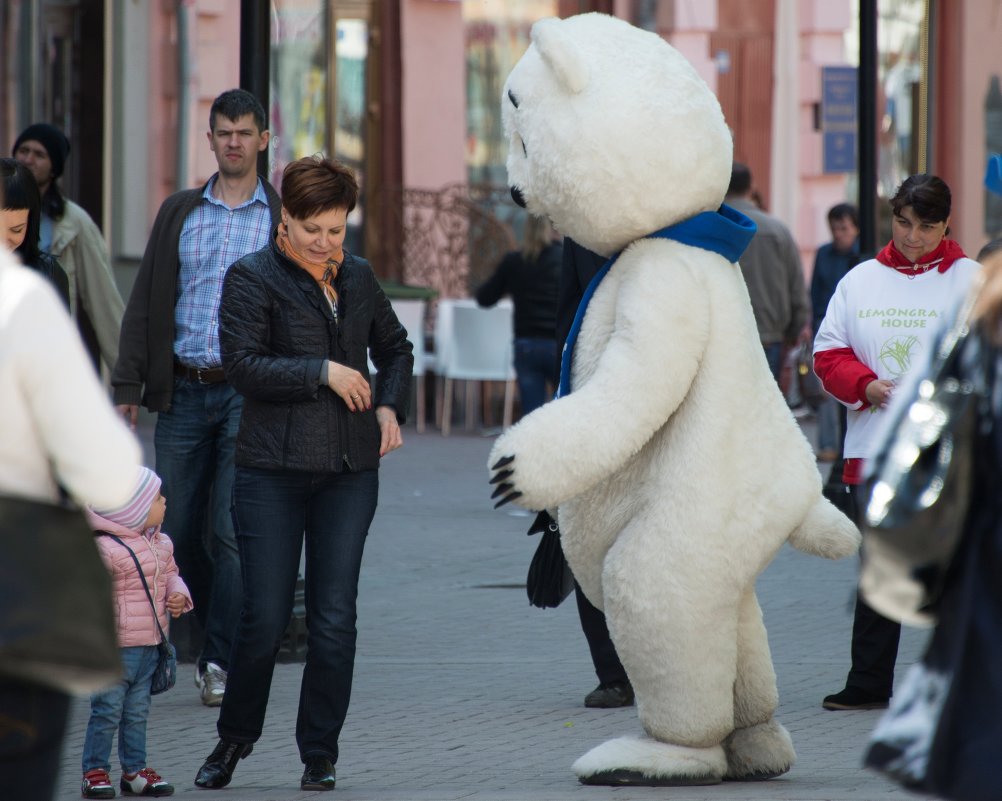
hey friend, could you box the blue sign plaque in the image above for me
[822,66,858,173]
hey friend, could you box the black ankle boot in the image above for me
[584,680,635,708]
[301,756,336,791]
[194,739,253,789]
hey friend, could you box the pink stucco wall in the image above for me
[400,1,467,190]
[949,2,1002,255]
[659,4,717,93]
[661,0,854,279]
[147,0,240,229]
[798,1,854,280]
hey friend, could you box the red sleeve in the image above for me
[813,347,877,409]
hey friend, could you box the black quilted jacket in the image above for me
[219,240,413,473]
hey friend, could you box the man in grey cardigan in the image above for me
[724,162,809,382]
[112,89,281,707]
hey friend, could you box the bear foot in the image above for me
[573,735,725,786]
[722,718,795,781]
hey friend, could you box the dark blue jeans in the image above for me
[513,337,558,415]
[0,680,70,801]
[218,466,378,763]
[154,378,242,670]
[763,342,784,382]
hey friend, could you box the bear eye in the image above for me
[508,89,519,109]
[514,133,527,158]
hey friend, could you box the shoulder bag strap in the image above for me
[100,532,169,645]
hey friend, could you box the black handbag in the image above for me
[526,511,575,608]
[860,286,992,627]
[0,494,121,694]
[821,455,857,520]
[795,340,825,409]
[101,533,178,695]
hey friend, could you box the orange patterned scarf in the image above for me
[276,223,341,310]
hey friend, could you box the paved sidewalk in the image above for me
[55,421,929,801]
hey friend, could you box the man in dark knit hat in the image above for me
[14,123,124,371]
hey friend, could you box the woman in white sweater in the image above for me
[0,245,141,801]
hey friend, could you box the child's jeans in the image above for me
[82,645,158,774]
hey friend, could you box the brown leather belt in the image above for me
[174,360,226,384]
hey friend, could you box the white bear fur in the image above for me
[489,13,860,786]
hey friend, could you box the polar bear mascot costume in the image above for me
[487,13,861,787]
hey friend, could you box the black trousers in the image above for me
[574,583,628,685]
[0,680,71,801]
[846,484,901,697]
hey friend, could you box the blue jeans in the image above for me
[513,337,558,415]
[763,342,784,382]
[218,466,378,763]
[154,377,242,670]
[816,395,841,452]
[82,646,159,774]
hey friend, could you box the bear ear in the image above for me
[532,17,589,95]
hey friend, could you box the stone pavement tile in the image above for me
[53,428,937,800]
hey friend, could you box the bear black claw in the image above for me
[491,455,515,470]
[494,491,522,509]
[491,483,513,499]
[489,470,514,485]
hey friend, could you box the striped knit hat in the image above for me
[91,466,162,532]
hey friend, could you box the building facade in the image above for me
[2,0,1000,298]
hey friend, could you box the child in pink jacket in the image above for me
[80,466,192,799]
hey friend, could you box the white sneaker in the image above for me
[196,662,227,707]
[121,767,174,796]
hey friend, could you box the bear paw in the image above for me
[573,735,725,786]
[722,718,795,781]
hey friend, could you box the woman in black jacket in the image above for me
[195,156,413,793]
[475,215,561,414]
[1,158,70,307]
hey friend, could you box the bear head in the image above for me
[503,13,733,257]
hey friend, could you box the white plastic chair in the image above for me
[435,299,515,436]
[370,298,428,432]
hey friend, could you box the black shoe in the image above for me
[300,757,336,791]
[584,680,635,708]
[193,739,253,789]
[822,686,889,710]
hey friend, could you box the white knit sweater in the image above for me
[0,249,140,507]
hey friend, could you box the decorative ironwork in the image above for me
[369,183,519,315]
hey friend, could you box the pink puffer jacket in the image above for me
[87,511,193,647]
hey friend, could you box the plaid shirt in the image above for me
[174,176,273,367]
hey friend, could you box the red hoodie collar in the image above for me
[876,238,966,276]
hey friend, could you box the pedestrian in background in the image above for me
[81,467,193,799]
[814,173,981,711]
[1,158,69,308]
[194,156,412,792]
[111,88,281,708]
[0,241,141,801]
[556,237,634,709]
[810,202,861,461]
[724,162,809,381]
[476,215,561,415]
[13,123,125,371]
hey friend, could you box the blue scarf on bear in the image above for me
[557,203,757,398]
